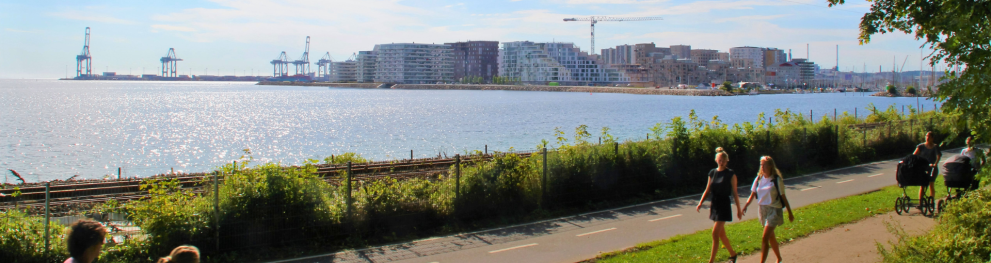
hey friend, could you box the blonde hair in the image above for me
[760,156,783,179]
[715,147,728,159]
[157,245,200,263]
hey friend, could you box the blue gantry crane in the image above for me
[160,48,183,78]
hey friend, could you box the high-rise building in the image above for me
[729,46,765,68]
[445,41,499,82]
[763,48,787,68]
[372,43,454,84]
[356,51,377,83]
[717,52,730,62]
[499,41,629,84]
[690,49,719,64]
[670,45,691,60]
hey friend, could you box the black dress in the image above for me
[916,143,941,181]
[708,168,735,222]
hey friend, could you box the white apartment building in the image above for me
[329,60,357,82]
[356,51,377,83]
[499,41,629,84]
[730,46,765,68]
[372,43,454,84]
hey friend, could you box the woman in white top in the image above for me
[960,136,986,168]
[743,156,795,263]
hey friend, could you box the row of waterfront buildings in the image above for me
[323,40,912,89]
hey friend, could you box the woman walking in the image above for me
[696,147,742,263]
[743,156,795,263]
[914,131,941,206]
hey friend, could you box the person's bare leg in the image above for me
[709,221,721,263]
[929,182,936,198]
[717,222,737,258]
[761,224,771,263]
[767,225,782,262]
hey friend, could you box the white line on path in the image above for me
[576,228,617,237]
[414,237,441,243]
[837,179,855,184]
[648,214,683,222]
[488,243,538,254]
[800,186,822,191]
[868,173,884,178]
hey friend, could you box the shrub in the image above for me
[886,85,898,95]
[0,210,68,263]
[879,184,991,262]
[906,86,919,96]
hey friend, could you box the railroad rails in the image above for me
[0,151,535,216]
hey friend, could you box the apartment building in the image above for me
[356,51,377,83]
[670,45,691,60]
[372,43,454,84]
[499,41,629,84]
[764,48,787,68]
[329,60,357,82]
[730,46,765,68]
[446,41,499,82]
[691,49,720,64]
[601,44,634,65]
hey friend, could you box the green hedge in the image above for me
[3,105,965,262]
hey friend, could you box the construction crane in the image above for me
[563,16,663,55]
[76,27,92,78]
[160,48,183,78]
[316,52,333,78]
[271,51,290,77]
[292,36,311,76]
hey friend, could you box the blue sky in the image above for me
[0,0,944,79]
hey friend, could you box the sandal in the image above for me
[728,254,738,263]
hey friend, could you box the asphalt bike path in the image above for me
[273,149,959,263]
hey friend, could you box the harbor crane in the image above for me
[160,48,183,78]
[563,16,663,55]
[271,51,290,77]
[316,52,333,78]
[76,27,92,77]
[292,36,311,76]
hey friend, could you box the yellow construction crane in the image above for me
[563,16,663,55]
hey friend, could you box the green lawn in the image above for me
[585,180,948,263]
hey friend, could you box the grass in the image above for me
[586,178,950,263]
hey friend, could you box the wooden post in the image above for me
[346,162,353,217]
[541,148,547,208]
[410,150,413,162]
[855,107,858,120]
[834,108,837,122]
[614,142,619,156]
[118,167,121,180]
[213,171,220,251]
[810,110,813,122]
[454,155,461,202]
[484,145,488,155]
[44,182,50,255]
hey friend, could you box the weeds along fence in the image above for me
[1,107,966,262]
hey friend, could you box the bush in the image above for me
[906,86,919,96]
[880,183,991,262]
[0,211,68,263]
[886,85,898,95]
[10,105,962,262]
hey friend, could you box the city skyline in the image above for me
[1,0,945,79]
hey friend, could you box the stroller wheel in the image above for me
[924,196,936,216]
[895,197,903,215]
[936,199,945,214]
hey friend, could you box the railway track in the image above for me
[0,152,535,215]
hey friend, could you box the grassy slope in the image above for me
[587,179,948,263]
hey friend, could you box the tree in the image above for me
[905,86,918,96]
[720,81,734,93]
[886,85,899,96]
[827,0,991,138]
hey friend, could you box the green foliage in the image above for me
[905,86,918,96]
[826,0,991,143]
[886,85,898,95]
[324,152,369,165]
[879,184,991,262]
[0,210,68,263]
[720,81,733,92]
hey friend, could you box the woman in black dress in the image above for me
[696,147,742,263]
[913,131,941,207]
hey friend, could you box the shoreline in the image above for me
[257,81,735,96]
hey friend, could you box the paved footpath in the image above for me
[273,149,957,263]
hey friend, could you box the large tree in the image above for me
[828,0,991,138]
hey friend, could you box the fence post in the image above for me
[541,148,547,208]
[834,108,837,122]
[614,142,619,156]
[485,145,488,155]
[410,150,413,162]
[346,161,353,218]
[118,167,121,180]
[810,110,813,122]
[214,171,220,252]
[902,105,905,116]
[44,182,50,255]
[855,107,858,120]
[454,155,460,202]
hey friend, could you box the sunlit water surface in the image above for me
[0,79,939,182]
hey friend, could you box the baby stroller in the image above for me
[936,155,978,214]
[895,154,935,216]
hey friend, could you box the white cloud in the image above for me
[48,10,134,24]
[151,24,197,32]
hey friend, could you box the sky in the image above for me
[0,0,946,79]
